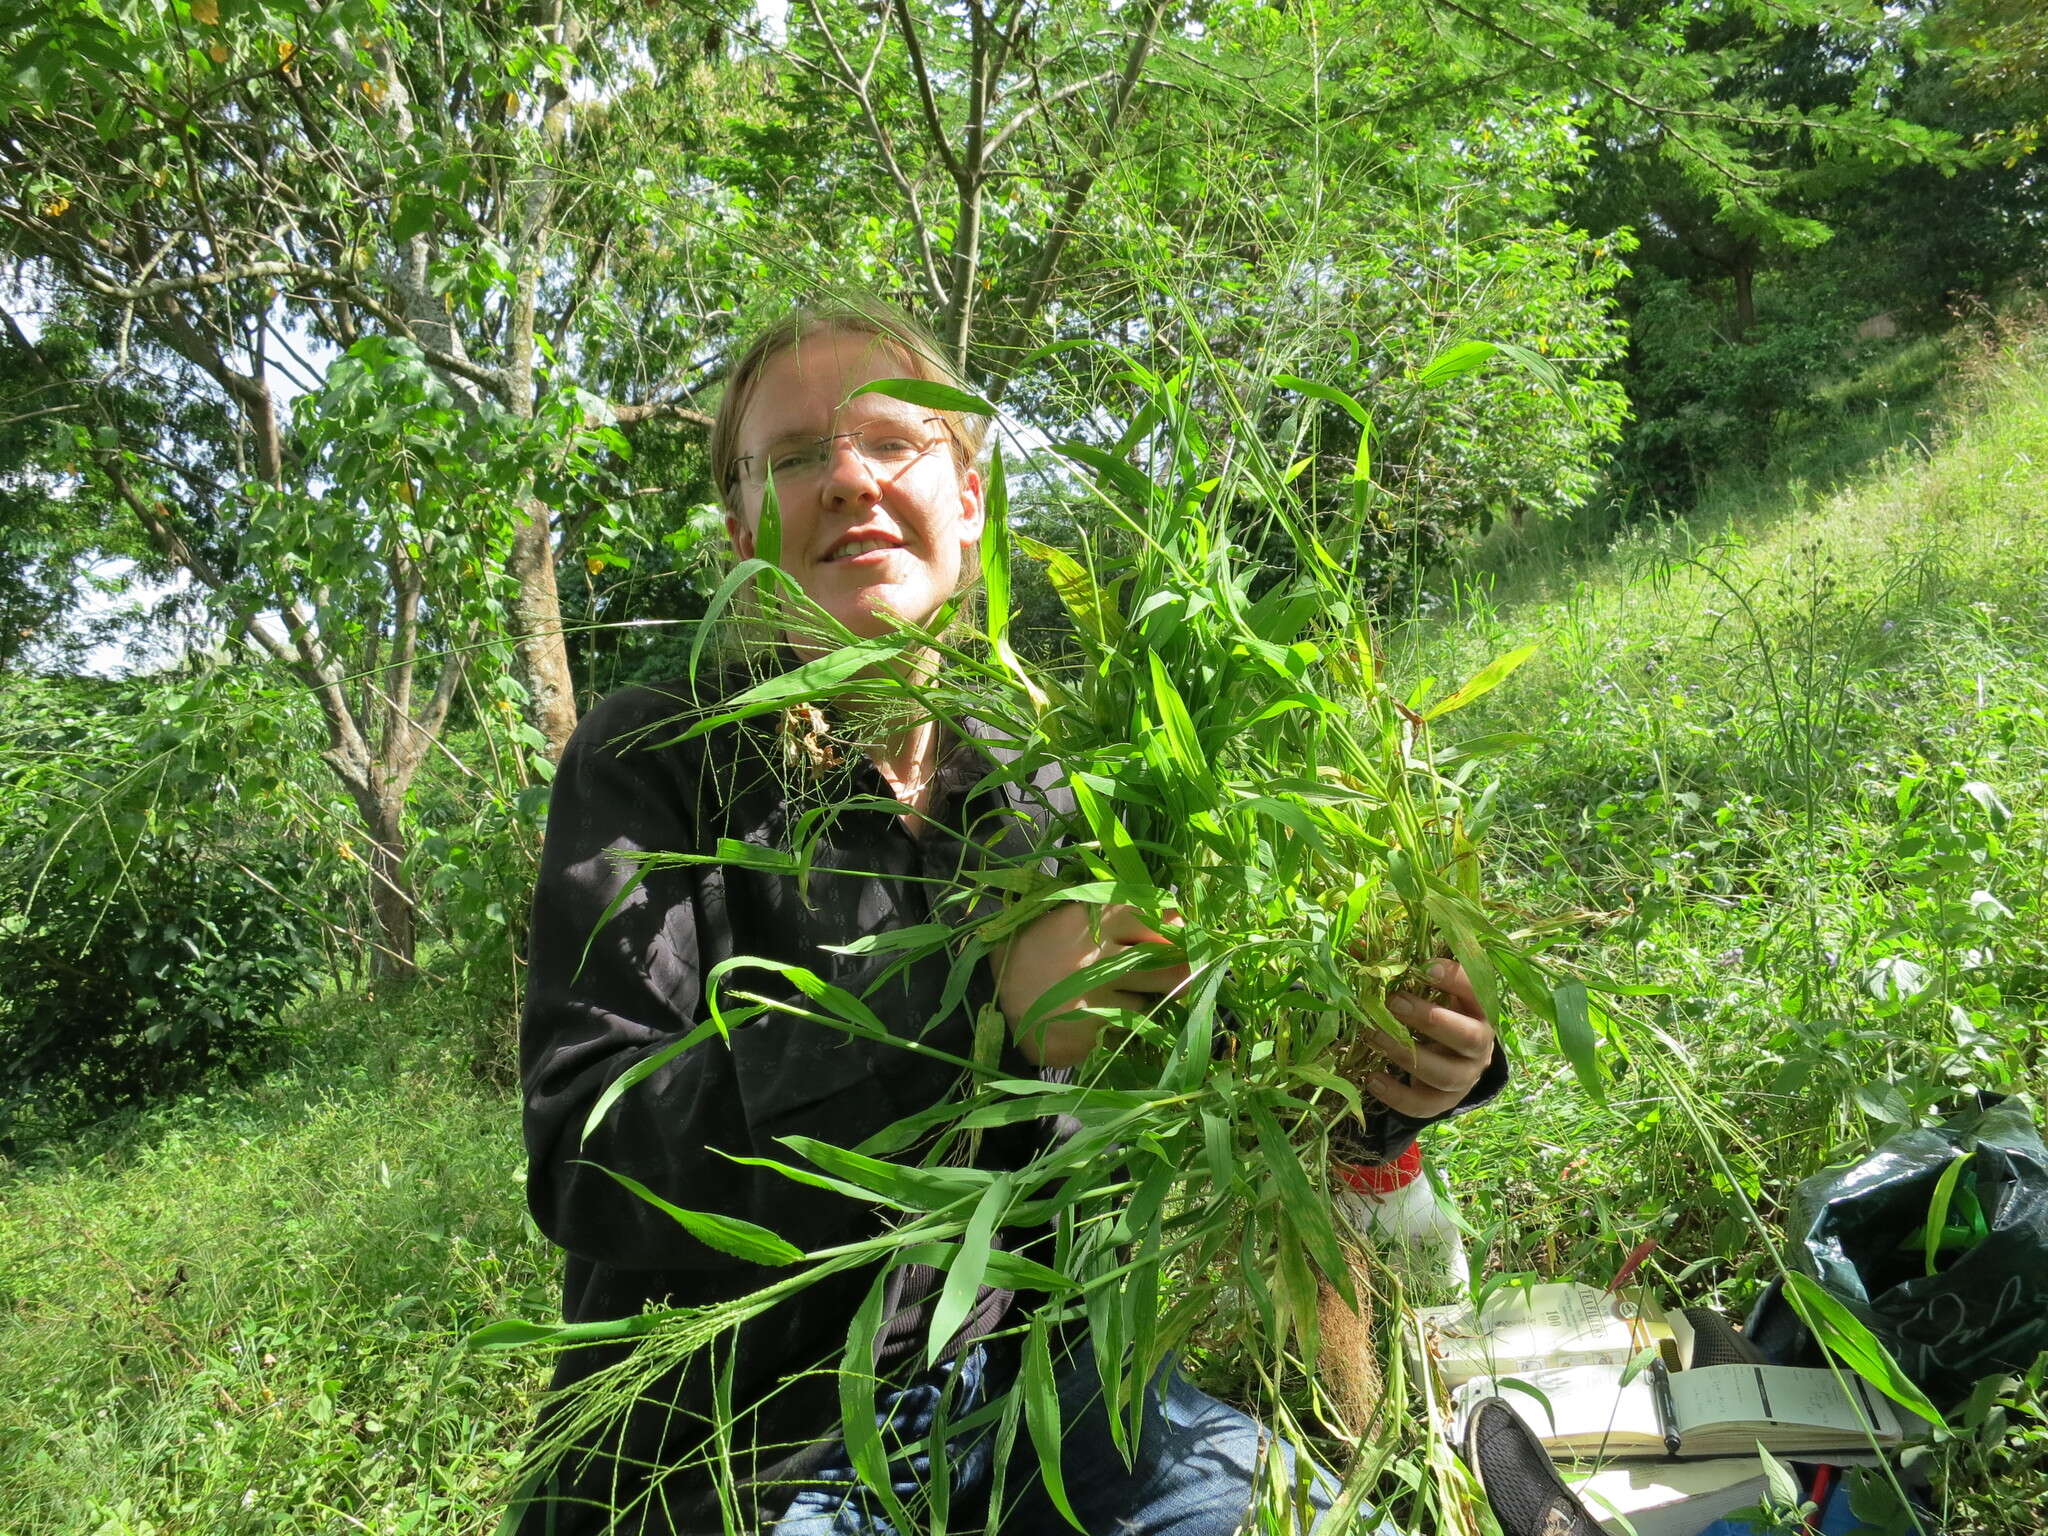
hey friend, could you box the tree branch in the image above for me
[400,635,470,782]
[69,257,318,303]
[795,0,952,309]
[385,549,423,756]
[891,0,966,183]
[941,0,999,362]
[45,248,513,401]
[607,399,715,430]
[987,0,1038,102]
[1420,0,1772,190]
[982,69,1119,162]
[991,0,1171,390]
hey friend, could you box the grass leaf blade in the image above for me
[1782,1272,1943,1427]
[928,1175,1010,1366]
[576,1162,804,1265]
[1550,980,1605,1103]
[852,377,998,416]
[1421,645,1539,721]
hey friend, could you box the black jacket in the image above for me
[517,672,1506,1533]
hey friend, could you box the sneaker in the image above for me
[1460,1396,1606,1536]
[1680,1307,1768,1368]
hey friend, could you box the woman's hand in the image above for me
[991,903,1189,1069]
[1357,959,1496,1118]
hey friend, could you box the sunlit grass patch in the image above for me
[0,986,551,1536]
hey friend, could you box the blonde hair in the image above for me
[709,301,989,517]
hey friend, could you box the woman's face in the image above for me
[724,328,983,643]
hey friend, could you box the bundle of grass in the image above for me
[488,343,1616,1534]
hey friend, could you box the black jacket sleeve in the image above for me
[1330,1042,1510,1166]
[518,686,993,1276]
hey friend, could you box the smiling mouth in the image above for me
[827,538,900,561]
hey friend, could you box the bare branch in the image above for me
[0,403,83,427]
[993,0,1171,390]
[796,0,952,309]
[88,436,375,796]
[259,311,325,395]
[385,550,423,755]
[71,257,319,304]
[608,399,715,430]
[987,0,1038,95]
[942,0,998,361]
[49,250,513,400]
[400,636,470,781]
[503,0,578,422]
[891,0,966,183]
[982,69,1119,161]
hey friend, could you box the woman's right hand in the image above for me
[990,903,1189,1068]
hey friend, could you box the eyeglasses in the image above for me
[730,417,952,490]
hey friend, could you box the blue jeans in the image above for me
[772,1339,1377,1536]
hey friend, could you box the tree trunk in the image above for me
[509,501,580,758]
[496,0,583,762]
[1732,255,1757,343]
[351,780,419,980]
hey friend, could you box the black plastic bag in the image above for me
[1751,1094,2048,1407]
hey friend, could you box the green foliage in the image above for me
[4,3,2048,1524]
[25,0,2038,1004]
[1367,333,2048,1532]
[260,334,621,647]
[1564,0,2048,504]
[562,498,731,702]
[1408,331,2048,1281]
[0,673,336,1146]
[1941,0,2048,158]
[988,10,1637,548]
[1454,0,1960,239]
[0,0,689,968]
[0,304,206,671]
[0,987,552,1536]
[6,327,2048,1536]
[1613,272,1852,503]
[408,732,550,1020]
[1899,1355,2048,1536]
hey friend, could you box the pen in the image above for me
[1648,1359,1682,1457]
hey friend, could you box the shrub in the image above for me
[1616,272,1859,507]
[0,672,329,1145]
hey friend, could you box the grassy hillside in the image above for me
[3,337,2044,1534]
[1406,334,2048,1530]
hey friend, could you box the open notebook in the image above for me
[1452,1359,1909,1459]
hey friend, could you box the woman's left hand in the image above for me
[1357,959,1496,1118]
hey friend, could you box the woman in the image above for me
[518,303,1505,1535]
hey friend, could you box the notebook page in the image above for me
[1670,1364,1900,1438]
[1460,1363,1664,1446]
